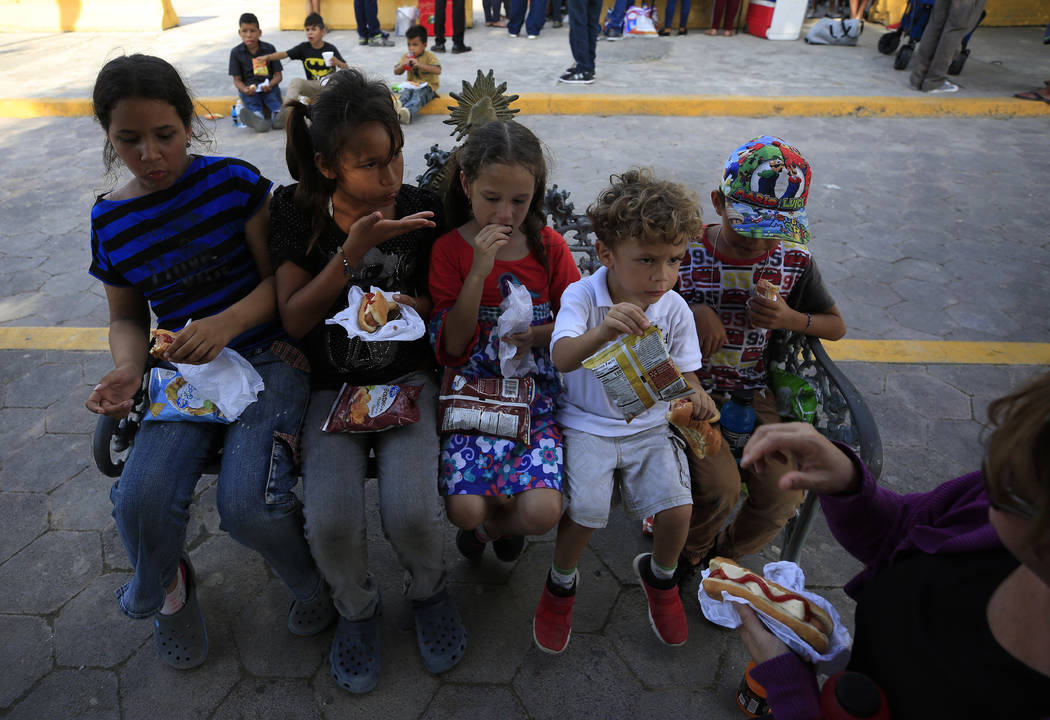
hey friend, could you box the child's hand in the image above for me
[503,326,538,357]
[600,302,650,341]
[407,56,419,67]
[747,293,793,331]
[165,317,232,365]
[689,388,717,421]
[86,365,142,418]
[468,224,511,280]
[392,293,431,320]
[346,210,436,254]
[693,304,727,358]
[244,85,257,96]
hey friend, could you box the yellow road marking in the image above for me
[2,327,1049,364]
[1,95,1048,119]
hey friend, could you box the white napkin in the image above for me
[496,282,539,378]
[326,286,426,342]
[175,347,264,421]
[698,560,852,664]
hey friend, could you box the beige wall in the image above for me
[0,0,178,31]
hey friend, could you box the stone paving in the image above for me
[1,2,1050,718]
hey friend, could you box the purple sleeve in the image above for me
[750,653,822,720]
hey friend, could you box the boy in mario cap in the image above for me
[671,135,847,585]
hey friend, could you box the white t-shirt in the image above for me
[551,266,702,436]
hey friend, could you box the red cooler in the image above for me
[418,0,455,36]
[746,0,775,38]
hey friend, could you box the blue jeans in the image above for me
[400,85,437,118]
[568,0,602,72]
[664,0,691,28]
[110,347,321,618]
[238,87,283,118]
[354,0,381,37]
[300,371,447,621]
[484,0,502,21]
[606,0,628,31]
[509,0,547,35]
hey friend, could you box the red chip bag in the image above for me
[322,383,422,433]
[438,371,534,445]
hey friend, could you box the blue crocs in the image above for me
[154,556,208,670]
[329,610,381,694]
[412,589,466,674]
[288,582,337,637]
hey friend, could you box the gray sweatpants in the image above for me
[910,0,985,91]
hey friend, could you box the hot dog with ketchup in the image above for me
[358,292,398,333]
[702,556,833,653]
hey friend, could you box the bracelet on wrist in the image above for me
[336,245,353,277]
[803,312,812,333]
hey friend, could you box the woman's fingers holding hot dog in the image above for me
[741,423,860,495]
[735,604,792,665]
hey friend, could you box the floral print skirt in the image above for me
[439,415,563,496]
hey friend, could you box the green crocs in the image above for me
[154,557,208,670]
[412,589,466,674]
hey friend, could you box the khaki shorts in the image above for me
[562,425,691,529]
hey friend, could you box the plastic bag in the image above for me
[769,367,818,423]
[171,348,265,420]
[624,5,658,34]
[805,17,863,46]
[144,367,231,424]
[496,283,540,378]
[395,5,417,35]
[322,383,422,433]
[438,371,534,444]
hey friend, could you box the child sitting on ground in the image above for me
[393,25,441,124]
[532,169,716,654]
[428,120,580,563]
[228,12,285,132]
[675,135,846,582]
[257,13,348,105]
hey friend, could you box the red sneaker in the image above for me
[633,553,688,646]
[532,573,576,654]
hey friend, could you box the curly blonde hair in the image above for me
[587,168,702,248]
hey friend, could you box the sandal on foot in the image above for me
[658,28,671,36]
[1013,89,1050,104]
[288,582,338,636]
[154,557,208,670]
[329,610,381,694]
[412,589,466,674]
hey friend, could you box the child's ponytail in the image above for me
[282,69,404,253]
[448,120,550,272]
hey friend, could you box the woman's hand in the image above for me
[165,317,233,365]
[468,224,511,280]
[392,293,432,321]
[747,293,796,331]
[344,210,436,257]
[86,365,142,418]
[736,604,792,665]
[741,423,860,494]
[692,304,727,358]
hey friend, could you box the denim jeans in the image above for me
[354,0,381,37]
[664,0,691,28]
[399,85,437,118]
[110,347,321,618]
[509,0,547,35]
[568,0,602,72]
[301,371,447,621]
[238,87,283,118]
[606,0,628,31]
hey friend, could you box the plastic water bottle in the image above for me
[720,389,757,463]
[820,672,892,720]
[231,100,243,128]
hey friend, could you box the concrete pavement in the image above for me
[1,2,1050,718]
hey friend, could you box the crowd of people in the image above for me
[81,3,1050,712]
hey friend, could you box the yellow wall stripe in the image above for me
[2,95,1048,120]
[2,327,1049,365]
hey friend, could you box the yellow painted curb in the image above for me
[4,95,1050,120]
[825,339,1050,365]
[3,327,1050,365]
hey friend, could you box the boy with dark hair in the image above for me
[675,135,846,581]
[392,25,441,124]
[257,13,348,104]
[228,13,285,132]
[532,169,717,655]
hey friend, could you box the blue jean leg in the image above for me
[214,350,320,602]
[509,0,548,34]
[665,0,691,26]
[607,0,628,30]
[238,88,283,118]
[567,0,601,71]
[111,348,320,618]
[354,0,381,37]
[399,85,437,118]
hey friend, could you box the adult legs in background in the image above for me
[910,0,986,91]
